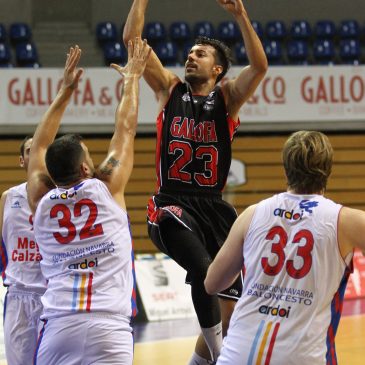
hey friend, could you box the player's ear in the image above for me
[19,155,25,168]
[80,162,91,178]
[213,65,223,77]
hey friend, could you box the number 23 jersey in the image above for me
[156,82,240,193]
[33,178,136,320]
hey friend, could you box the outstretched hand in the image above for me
[217,0,244,16]
[110,37,151,78]
[62,45,83,90]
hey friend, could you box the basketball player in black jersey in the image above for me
[124,1,267,363]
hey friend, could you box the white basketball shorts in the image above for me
[34,312,134,365]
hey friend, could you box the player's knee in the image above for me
[191,257,212,281]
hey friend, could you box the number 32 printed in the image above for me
[50,199,104,244]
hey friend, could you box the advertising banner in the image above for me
[1,66,365,131]
[345,250,365,300]
[135,254,195,321]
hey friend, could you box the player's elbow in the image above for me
[253,59,268,79]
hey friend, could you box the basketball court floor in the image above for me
[0,298,363,364]
[133,298,365,365]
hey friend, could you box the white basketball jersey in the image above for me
[1,183,46,291]
[221,193,352,365]
[34,178,137,320]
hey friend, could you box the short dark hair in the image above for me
[45,134,84,185]
[283,131,333,194]
[194,36,233,83]
[20,136,32,157]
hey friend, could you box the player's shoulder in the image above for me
[0,189,9,203]
[0,183,25,202]
[1,189,9,198]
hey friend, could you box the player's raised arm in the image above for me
[218,0,268,119]
[95,38,151,209]
[123,0,179,106]
[27,46,83,213]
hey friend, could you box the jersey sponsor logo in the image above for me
[259,304,291,318]
[50,190,77,200]
[248,283,314,306]
[52,241,115,264]
[163,205,182,218]
[68,257,98,270]
[17,236,39,250]
[170,116,218,143]
[273,208,303,221]
[13,237,42,262]
[12,250,42,262]
[299,199,319,213]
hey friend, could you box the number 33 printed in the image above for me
[50,199,104,244]
[261,226,314,279]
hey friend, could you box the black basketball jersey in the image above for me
[155,82,240,194]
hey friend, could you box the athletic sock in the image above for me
[201,321,222,361]
[188,352,216,365]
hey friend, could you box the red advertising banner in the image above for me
[345,250,365,299]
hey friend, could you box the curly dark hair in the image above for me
[194,36,233,83]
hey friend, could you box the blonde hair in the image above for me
[283,131,333,194]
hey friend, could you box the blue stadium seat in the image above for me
[144,22,166,44]
[155,41,179,66]
[287,40,309,65]
[235,42,248,64]
[217,21,240,44]
[9,23,32,44]
[290,20,312,40]
[0,43,11,63]
[251,21,264,39]
[263,40,283,65]
[169,21,191,43]
[193,21,215,39]
[265,20,287,41]
[21,61,41,68]
[339,20,360,39]
[313,39,335,64]
[15,42,38,65]
[339,39,361,64]
[182,41,194,62]
[0,62,13,68]
[0,24,6,43]
[96,22,118,45]
[103,42,127,65]
[314,20,336,40]
[0,42,12,67]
